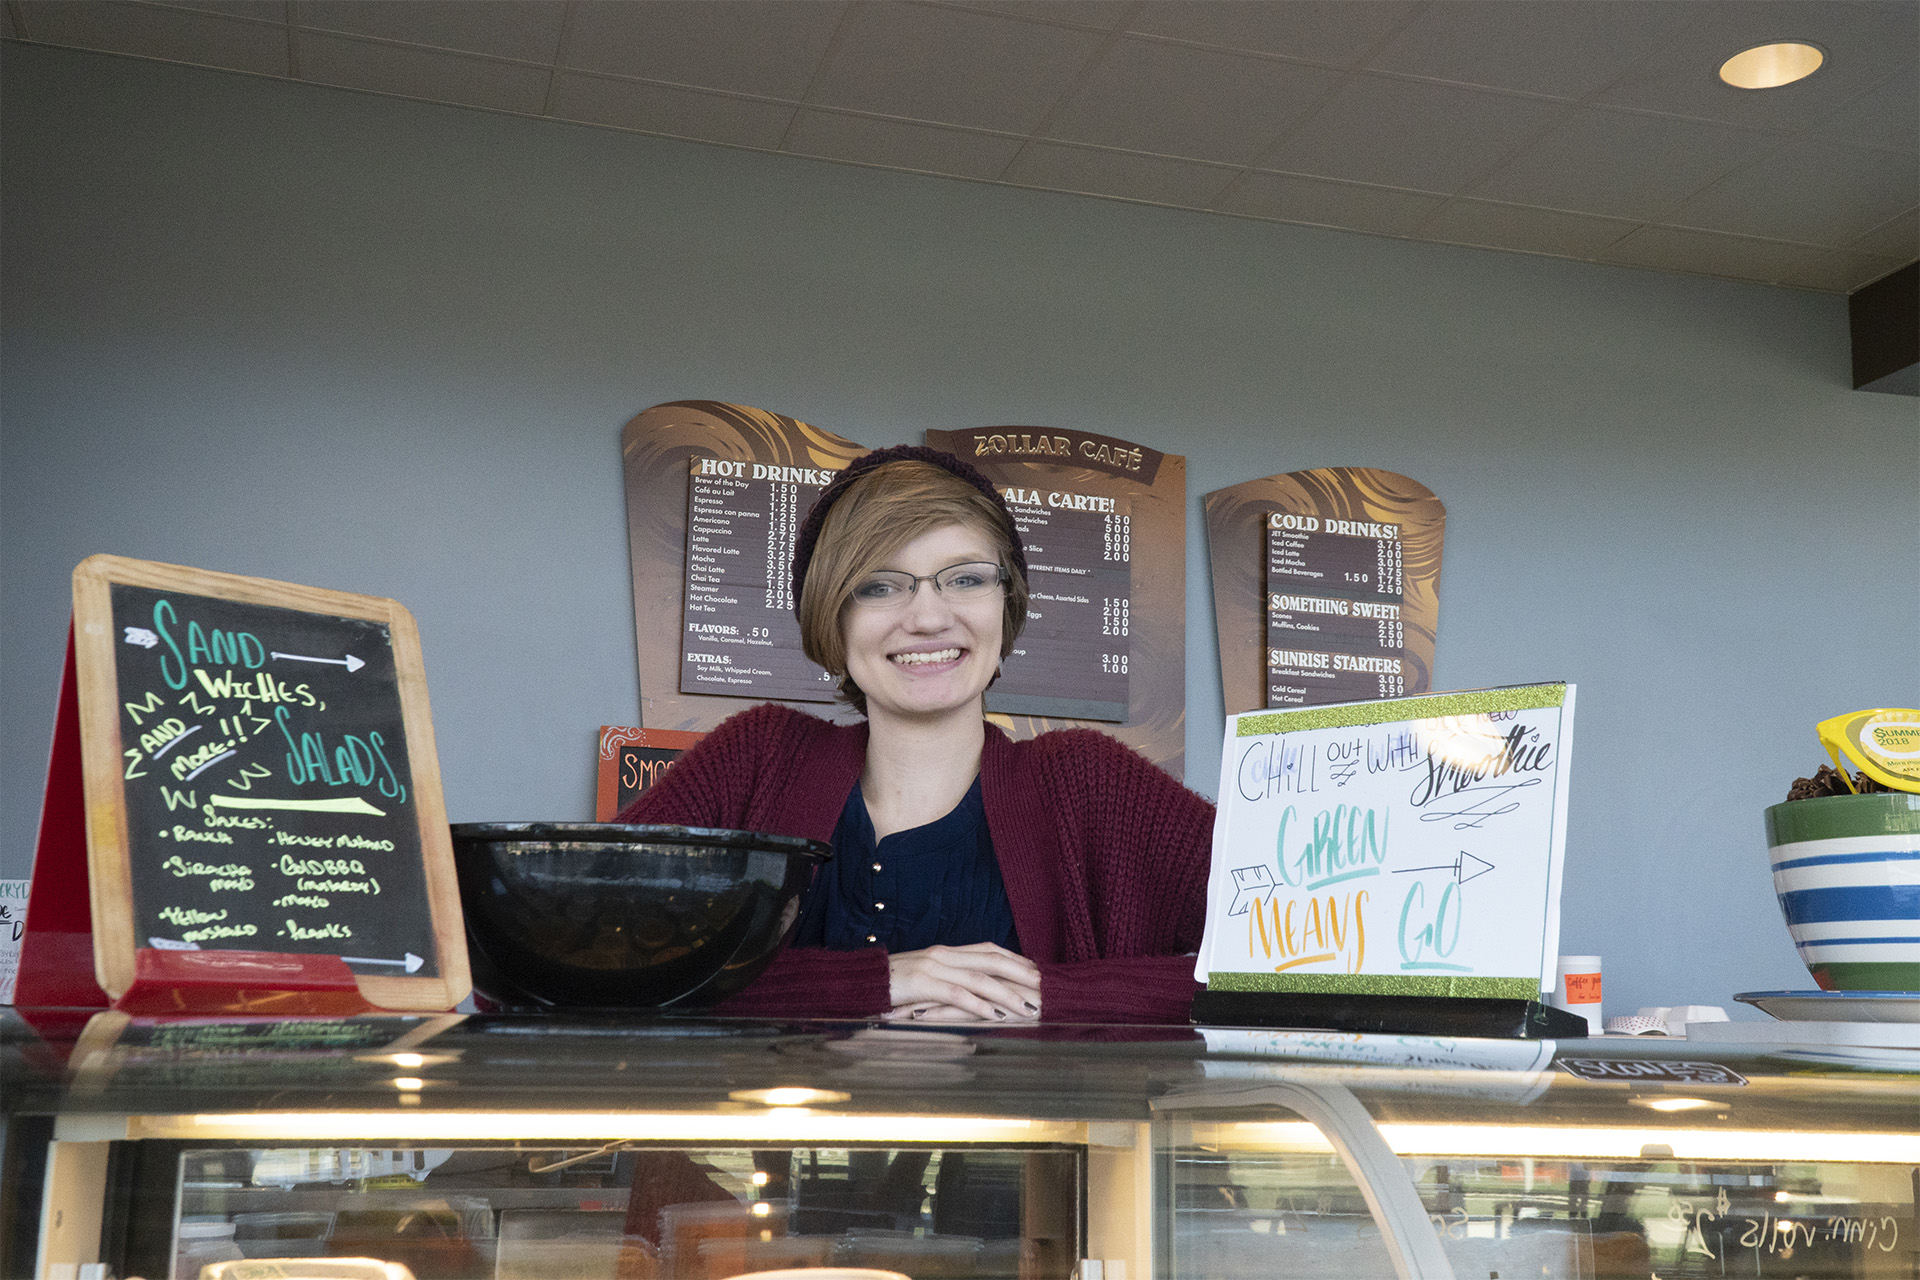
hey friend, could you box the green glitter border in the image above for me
[1207,972,1541,1000]
[1237,684,1567,737]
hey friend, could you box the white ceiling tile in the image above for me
[1773,249,1897,292]
[1125,1,1418,69]
[784,110,1024,180]
[1809,65,1919,155]
[1262,73,1566,193]
[1215,172,1446,235]
[547,72,796,149]
[810,3,1104,134]
[1044,37,1342,164]
[1367,1,1695,100]
[1420,198,1640,257]
[164,1,287,21]
[563,0,842,100]
[1664,138,1919,247]
[1002,141,1238,205]
[1596,1,1915,132]
[15,0,289,74]
[939,1,1131,31]
[1598,224,1849,288]
[1849,206,1919,260]
[298,1,564,65]
[1835,253,1910,292]
[1471,106,1783,222]
[296,32,550,112]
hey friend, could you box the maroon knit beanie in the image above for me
[790,445,1029,608]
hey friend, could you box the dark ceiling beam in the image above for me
[1850,262,1918,397]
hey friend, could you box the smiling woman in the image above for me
[618,446,1216,1025]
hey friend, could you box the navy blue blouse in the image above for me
[793,776,1021,954]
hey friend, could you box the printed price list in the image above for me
[993,494,1131,722]
[1265,513,1407,708]
[681,457,839,703]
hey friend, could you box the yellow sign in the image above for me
[1816,708,1920,793]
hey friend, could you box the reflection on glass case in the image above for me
[3,1011,1915,1280]
[166,1145,1077,1280]
[1167,1127,1912,1280]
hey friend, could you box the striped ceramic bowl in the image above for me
[1764,792,1920,991]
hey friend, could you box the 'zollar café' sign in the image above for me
[959,428,1165,484]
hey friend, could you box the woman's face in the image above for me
[840,522,1005,726]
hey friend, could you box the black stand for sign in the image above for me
[1190,991,1589,1040]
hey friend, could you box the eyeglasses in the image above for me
[848,561,1006,610]
[1816,708,1920,794]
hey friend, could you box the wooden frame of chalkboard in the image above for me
[70,555,469,1012]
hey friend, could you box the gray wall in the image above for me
[5,44,1914,1018]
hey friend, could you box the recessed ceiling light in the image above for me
[1719,42,1824,89]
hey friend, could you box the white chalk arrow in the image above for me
[271,650,366,673]
[342,952,425,973]
[209,795,387,816]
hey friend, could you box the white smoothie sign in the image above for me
[1198,684,1576,1001]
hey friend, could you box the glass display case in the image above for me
[3,1008,1914,1280]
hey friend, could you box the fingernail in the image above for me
[993,1008,1007,1019]
[910,1007,925,1019]
[1023,1002,1038,1013]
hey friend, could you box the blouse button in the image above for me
[872,862,883,872]
[875,902,885,910]
[866,934,877,944]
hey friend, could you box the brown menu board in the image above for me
[622,402,868,734]
[68,555,469,1011]
[623,408,1183,770]
[680,455,840,703]
[996,487,1131,722]
[925,428,1186,768]
[1205,469,1444,716]
[1266,513,1409,706]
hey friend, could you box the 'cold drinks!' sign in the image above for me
[1197,684,1575,1001]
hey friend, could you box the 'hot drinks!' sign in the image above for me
[679,455,840,703]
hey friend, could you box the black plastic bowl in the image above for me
[450,823,829,1011]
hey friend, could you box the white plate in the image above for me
[1735,990,1920,1023]
[1687,1019,1920,1049]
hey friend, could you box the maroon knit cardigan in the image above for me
[615,703,1215,1024]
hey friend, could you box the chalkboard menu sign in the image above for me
[62,556,468,1012]
[679,455,841,703]
[1266,512,1409,706]
[594,725,703,820]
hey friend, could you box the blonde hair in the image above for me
[797,460,1028,714]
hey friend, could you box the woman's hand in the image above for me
[887,943,1041,1022]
